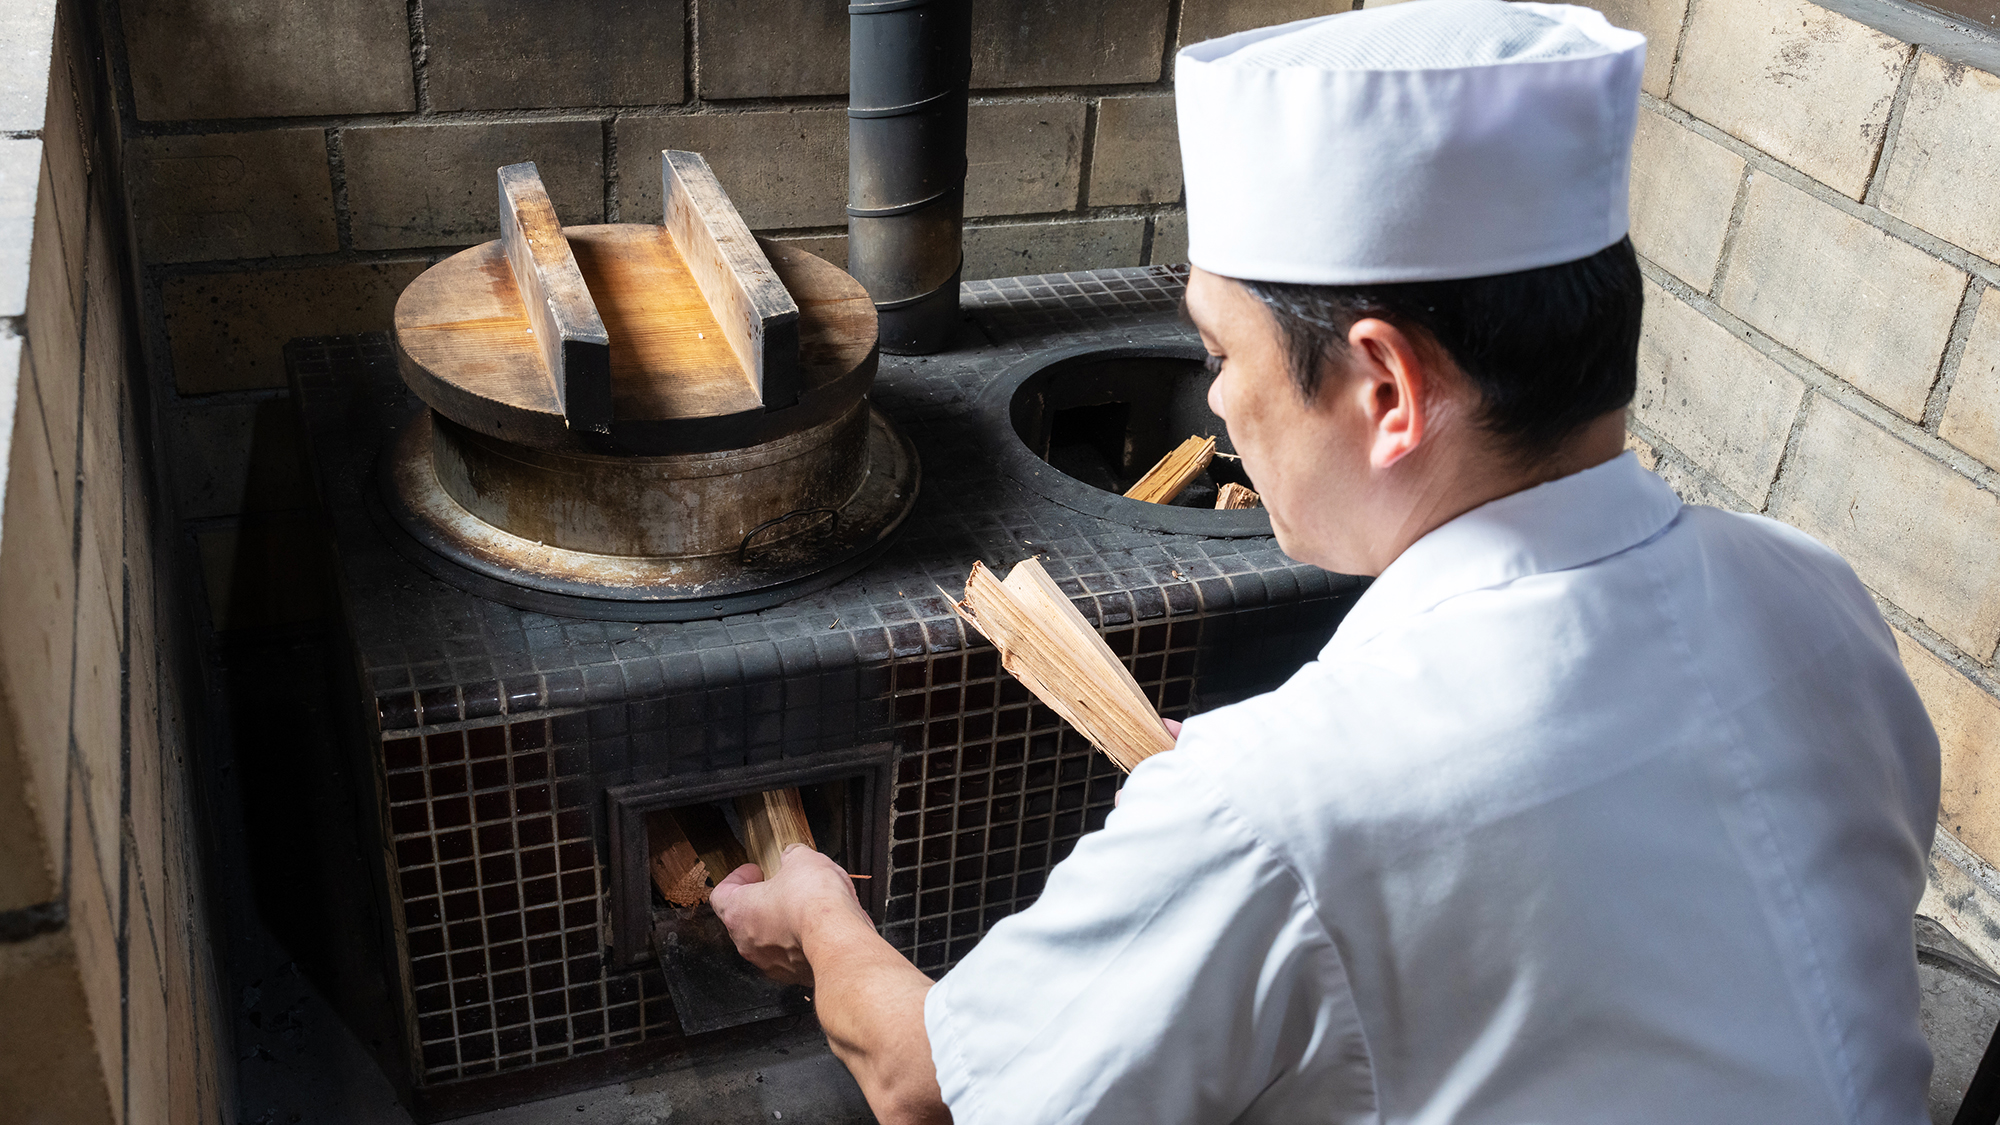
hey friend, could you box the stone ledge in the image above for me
[1813,0,2000,78]
[1924,827,2000,973]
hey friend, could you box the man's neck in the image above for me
[1357,410,1630,575]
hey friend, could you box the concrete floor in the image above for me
[232,956,869,1125]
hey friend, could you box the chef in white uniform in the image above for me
[713,3,1944,1123]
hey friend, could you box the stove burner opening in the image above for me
[985,344,1269,536]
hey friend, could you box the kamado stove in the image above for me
[292,147,1365,1116]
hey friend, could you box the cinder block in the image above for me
[125,566,162,958]
[1717,174,1964,421]
[617,111,845,230]
[1940,289,2000,470]
[40,20,87,284]
[973,0,1168,89]
[699,0,845,99]
[64,765,121,1119]
[344,119,603,251]
[196,517,330,631]
[1630,424,1751,509]
[72,534,119,917]
[170,402,313,520]
[1895,633,2000,866]
[1089,95,1181,207]
[967,100,1085,218]
[1628,109,1742,291]
[1150,210,1188,265]
[1594,0,1689,97]
[1178,0,1345,46]
[161,260,428,395]
[166,887,200,1125]
[1632,281,1804,506]
[962,217,1147,280]
[0,138,37,318]
[128,130,338,264]
[80,211,125,638]
[764,233,848,271]
[0,931,118,1125]
[0,355,76,868]
[1880,52,2000,267]
[122,0,413,120]
[0,612,55,913]
[424,0,686,111]
[27,158,78,527]
[126,890,169,1125]
[1670,0,1909,199]
[0,0,56,134]
[1768,398,2000,659]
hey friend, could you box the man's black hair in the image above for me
[1240,236,1643,461]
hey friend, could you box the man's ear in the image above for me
[1345,318,1433,470]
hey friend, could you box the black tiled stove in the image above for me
[290,266,1365,1115]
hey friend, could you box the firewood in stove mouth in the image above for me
[1124,435,1217,505]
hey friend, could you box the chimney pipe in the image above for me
[847,0,971,355]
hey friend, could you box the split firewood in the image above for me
[1215,482,1261,510]
[734,788,817,879]
[1124,436,1217,505]
[951,557,1175,772]
[673,803,751,886]
[647,810,713,907]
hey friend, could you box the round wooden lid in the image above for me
[393,225,878,454]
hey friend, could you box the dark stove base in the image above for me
[291,267,1366,1105]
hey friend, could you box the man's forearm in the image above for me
[800,901,951,1125]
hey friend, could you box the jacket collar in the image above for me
[1323,452,1683,656]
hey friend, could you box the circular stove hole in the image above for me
[980,343,1271,537]
[1020,356,1249,508]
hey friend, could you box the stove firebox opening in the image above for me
[606,747,894,1001]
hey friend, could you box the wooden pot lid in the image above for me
[391,157,878,456]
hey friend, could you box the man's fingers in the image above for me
[1163,717,1183,738]
[715,862,766,889]
[709,862,766,914]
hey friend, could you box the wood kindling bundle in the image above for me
[950,557,1175,771]
[735,788,817,879]
[1215,482,1261,510]
[1124,435,1217,504]
[647,810,713,907]
[645,787,816,906]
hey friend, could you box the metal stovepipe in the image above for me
[847,0,971,355]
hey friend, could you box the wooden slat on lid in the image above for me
[497,162,612,433]
[662,150,803,409]
[396,225,761,428]
[569,226,762,420]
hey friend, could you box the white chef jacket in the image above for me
[925,451,1941,1124]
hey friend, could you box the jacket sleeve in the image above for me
[922,748,1373,1125]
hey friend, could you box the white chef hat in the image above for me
[1174,1,1646,285]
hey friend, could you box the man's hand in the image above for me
[710,845,867,987]
[712,845,952,1125]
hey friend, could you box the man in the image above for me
[714,3,1943,1122]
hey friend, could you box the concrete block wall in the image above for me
[1606,0,2000,962]
[107,0,1371,633]
[0,1,228,1122]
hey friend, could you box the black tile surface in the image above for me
[292,266,1365,1089]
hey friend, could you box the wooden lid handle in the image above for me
[498,161,613,433]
